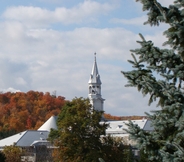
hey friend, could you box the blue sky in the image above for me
[0,0,173,115]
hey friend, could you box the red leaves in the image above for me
[0,91,66,134]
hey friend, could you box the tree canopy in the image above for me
[49,97,132,162]
[2,145,22,162]
[49,97,108,162]
[122,0,184,161]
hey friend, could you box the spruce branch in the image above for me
[139,33,146,42]
[172,142,184,154]
[153,0,167,21]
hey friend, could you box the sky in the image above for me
[0,0,174,116]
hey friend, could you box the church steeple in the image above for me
[88,53,105,112]
[88,53,101,85]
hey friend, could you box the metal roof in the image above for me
[105,119,153,136]
[0,130,49,147]
[0,115,58,148]
[0,116,154,148]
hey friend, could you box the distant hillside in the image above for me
[0,91,66,139]
[104,113,146,121]
[0,92,145,139]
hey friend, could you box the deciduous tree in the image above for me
[0,91,66,138]
[49,97,134,162]
[49,97,107,162]
[3,145,22,162]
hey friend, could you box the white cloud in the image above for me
[110,16,147,26]
[158,0,174,7]
[0,23,167,115]
[1,21,26,40]
[0,0,171,116]
[15,77,27,86]
[2,87,21,93]
[2,1,115,27]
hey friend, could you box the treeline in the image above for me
[0,91,145,140]
[0,91,66,139]
[104,113,146,121]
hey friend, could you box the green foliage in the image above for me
[49,97,134,162]
[98,158,105,162]
[0,151,6,162]
[101,136,135,162]
[48,128,60,143]
[50,97,107,162]
[136,148,150,162]
[124,146,136,162]
[122,0,184,161]
[3,145,22,162]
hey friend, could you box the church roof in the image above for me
[0,116,57,149]
[88,53,101,84]
[105,119,153,137]
[38,115,58,131]
[0,116,154,148]
[0,130,49,148]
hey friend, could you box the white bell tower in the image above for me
[88,53,105,112]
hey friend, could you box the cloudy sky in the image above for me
[0,0,174,116]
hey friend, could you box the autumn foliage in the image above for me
[104,113,146,121]
[2,145,21,162]
[0,91,66,139]
[0,90,145,140]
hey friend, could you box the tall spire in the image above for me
[88,53,101,84]
[88,53,105,112]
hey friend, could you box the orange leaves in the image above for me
[26,116,32,130]
[0,91,66,138]
[104,113,122,120]
[104,113,146,121]
[9,117,24,132]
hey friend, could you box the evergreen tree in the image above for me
[137,148,149,162]
[122,0,184,161]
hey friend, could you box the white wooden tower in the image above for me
[88,53,105,111]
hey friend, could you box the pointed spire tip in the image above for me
[94,52,96,62]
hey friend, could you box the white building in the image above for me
[105,119,153,145]
[106,119,153,137]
